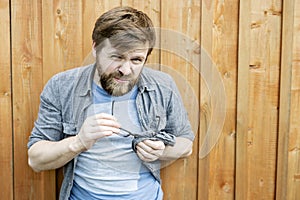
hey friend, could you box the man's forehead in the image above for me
[108,48,148,55]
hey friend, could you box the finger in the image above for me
[136,146,157,162]
[95,113,118,121]
[89,130,115,139]
[137,152,154,162]
[87,113,119,123]
[136,143,162,158]
[87,126,120,134]
[142,139,165,150]
[136,145,153,158]
[97,119,121,128]
[89,118,121,128]
[136,141,154,153]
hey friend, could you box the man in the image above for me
[28,6,194,200]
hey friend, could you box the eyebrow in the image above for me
[131,55,146,60]
[106,49,122,55]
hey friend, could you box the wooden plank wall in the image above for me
[286,0,300,198]
[0,1,13,199]
[0,0,299,199]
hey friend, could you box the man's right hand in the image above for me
[28,113,120,171]
[76,113,121,150]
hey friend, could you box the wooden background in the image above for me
[0,0,299,199]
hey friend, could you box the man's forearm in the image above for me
[159,137,193,161]
[28,135,85,172]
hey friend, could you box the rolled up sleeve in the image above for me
[27,76,63,149]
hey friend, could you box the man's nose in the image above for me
[118,61,132,76]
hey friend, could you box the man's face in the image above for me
[95,39,149,96]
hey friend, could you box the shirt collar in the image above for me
[75,63,96,97]
[137,67,156,93]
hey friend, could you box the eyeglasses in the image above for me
[111,101,139,137]
[111,100,161,138]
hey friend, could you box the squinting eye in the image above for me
[131,58,144,64]
[111,55,123,60]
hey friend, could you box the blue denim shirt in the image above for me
[28,63,194,200]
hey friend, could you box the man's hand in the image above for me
[136,139,165,162]
[76,113,121,150]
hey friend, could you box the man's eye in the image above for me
[111,55,123,60]
[131,58,144,64]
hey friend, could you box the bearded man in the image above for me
[27,6,194,200]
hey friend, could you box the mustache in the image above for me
[109,71,133,79]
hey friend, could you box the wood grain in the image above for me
[236,0,251,198]
[199,0,238,199]
[0,0,13,199]
[287,0,300,199]
[247,0,282,199]
[11,0,55,199]
[160,0,200,199]
[42,0,84,83]
[276,0,295,199]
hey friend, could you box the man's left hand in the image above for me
[136,139,165,162]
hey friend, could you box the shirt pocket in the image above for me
[149,105,167,131]
[62,122,77,136]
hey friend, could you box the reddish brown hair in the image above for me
[92,6,156,56]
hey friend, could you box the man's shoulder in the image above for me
[51,64,94,82]
[141,67,173,84]
[42,64,94,96]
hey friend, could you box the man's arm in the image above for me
[28,113,120,172]
[28,136,85,172]
[160,137,193,160]
[135,137,193,163]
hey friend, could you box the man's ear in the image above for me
[92,42,96,57]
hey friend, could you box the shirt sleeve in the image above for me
[27,75,64,149]
[165,77,195,141]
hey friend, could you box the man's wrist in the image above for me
[68,135,87,153]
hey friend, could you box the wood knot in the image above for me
[56,9,62,15]
[221,182,231,193]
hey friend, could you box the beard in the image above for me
[98,68,140,97]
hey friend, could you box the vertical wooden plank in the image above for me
[42,0,83,83]
[236,0,251,199]
[246,0,282,199]
[199,0,238,199]
[198,1,213,199]
[276,0,295,199]
[287,0,300,199]
[11,0,56,199]
[0,0,13,199]
[41,0,62,82]
[42,1,85,198]
[160,0,200,199]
